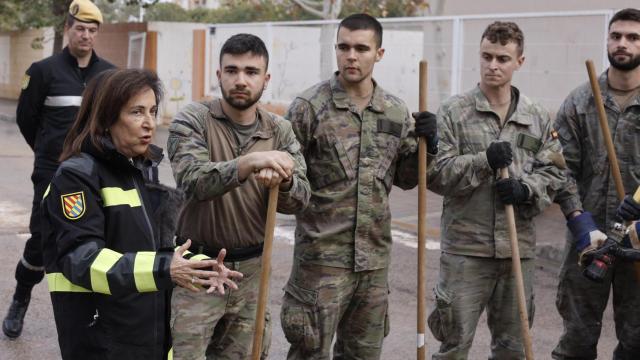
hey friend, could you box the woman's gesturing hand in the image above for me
[170,239,243,294]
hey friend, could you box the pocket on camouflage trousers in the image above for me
[428,284,453,342]
[281,281,321,352]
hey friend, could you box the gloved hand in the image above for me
[567,211,608,265]
[486,141,512,170]
[623,221,640,250]
[617,195,640,222]
[496,178,529,205]
[412,111,438,154]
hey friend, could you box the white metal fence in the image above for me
[204,10,614,113]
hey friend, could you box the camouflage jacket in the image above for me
[429,86,566,259]
[167,99,310,249]
[554,71,640,233]
[287,74,433,271]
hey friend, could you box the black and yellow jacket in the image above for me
[42,138,183,360]
[17,47,115,169]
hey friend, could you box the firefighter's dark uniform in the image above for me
[42,139,179,360]
[14,47,114,294]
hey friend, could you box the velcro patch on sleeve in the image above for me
[516,133,542,153]
[21,74,30,90]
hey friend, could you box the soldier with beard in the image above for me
[552,8,640,360]
[167,34,310,359]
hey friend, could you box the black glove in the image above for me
[412,111,438,154]
[486,141,512,170]
[617,195,640,222]
[496,178,529,205]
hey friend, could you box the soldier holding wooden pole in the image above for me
[427,21,566,359]
[552,8,640,360]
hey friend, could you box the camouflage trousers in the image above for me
[280,261,390,360]
[552,235,640,360]
[170,256,270,360]
[428,252,535,360]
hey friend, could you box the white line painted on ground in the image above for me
[274,224,440,250]
[1,204,441,251]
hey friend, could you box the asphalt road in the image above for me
[0,118,619,359]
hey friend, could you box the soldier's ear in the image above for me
[375,48,385,62]
[263,73,271,89]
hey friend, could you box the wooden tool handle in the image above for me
[417,60,428,360]
[500,168,534,360]
[585,60,624,201]
[251,186,279,360]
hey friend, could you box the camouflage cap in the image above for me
[69,0,103,24]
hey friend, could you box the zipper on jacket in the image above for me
[132,175,155,245]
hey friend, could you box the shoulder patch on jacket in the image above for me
[21,74,30,90]
[61,191,86,220]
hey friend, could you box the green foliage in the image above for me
[0,0,430,32]
[0,0,66,32]
[145,0,315,24]
[340,0,430,19]
[140,3,191,22]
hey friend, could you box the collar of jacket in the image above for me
[598,70,640,111]
[330,72,385,113]
[472,85,532,126]
[62,46,100,68]
[207,98,275,140]
[81,135,163,173]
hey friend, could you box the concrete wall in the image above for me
[148,22,210,120]
[0,28,54,100]
[94,22,148,69]
[439,0,638,15]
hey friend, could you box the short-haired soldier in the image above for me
[168,33,310,359]
[280,13,438,359]
[427,21,566,358]
[552,8,640,359]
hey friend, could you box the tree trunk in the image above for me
[52,0,71,55]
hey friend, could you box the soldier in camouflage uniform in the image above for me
[552,8,640,360]
[427,22,566,359]
[281,14,439,359]
[167,34,310,360]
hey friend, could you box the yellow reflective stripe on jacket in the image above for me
[100,187,141,207]
[90,248,123,294]
[46,273,91,293]
[178,248,210,261]
[168,347,173,360]
[134,252,158,292]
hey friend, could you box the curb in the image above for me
[0,114,15,122]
